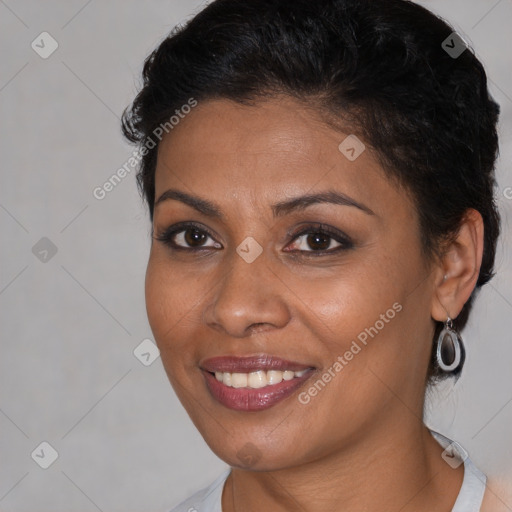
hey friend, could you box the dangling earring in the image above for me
[436,316,464,372]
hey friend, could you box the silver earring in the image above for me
[436,316,464,372]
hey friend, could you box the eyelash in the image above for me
[154,221,354,256]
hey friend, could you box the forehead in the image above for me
[158,97,337,168]
[154,97,411,220]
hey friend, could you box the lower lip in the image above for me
[202,370,314,411]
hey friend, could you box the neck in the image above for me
[222,418,464,512]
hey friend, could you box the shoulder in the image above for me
[168,470,230,512]
[480,476,512,512]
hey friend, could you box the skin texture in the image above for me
[481,478,512,512]
[146,96,485,511]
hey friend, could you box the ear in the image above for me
[430,208,484,322]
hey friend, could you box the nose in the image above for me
[203,247,291,338]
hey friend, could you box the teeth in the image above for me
[232,373,248,388]
[248,370,267,388]
[212,369,309,389]
[267,370,283,385]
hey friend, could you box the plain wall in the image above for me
[1,1,511,510]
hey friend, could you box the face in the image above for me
[146,96,438,470]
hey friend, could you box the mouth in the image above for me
[200,355,316,411]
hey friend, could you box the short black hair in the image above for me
[122,0,501,383]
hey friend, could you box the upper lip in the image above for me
[201,355,315,373]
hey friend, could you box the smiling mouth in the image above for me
[208,369,310,389]
[200,355,316,411]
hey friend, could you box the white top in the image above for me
[169,430,486,512]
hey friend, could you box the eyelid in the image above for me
[154,221,222,249]
[284,222,353,252]
[155,221,353,253]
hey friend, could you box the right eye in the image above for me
[154,222,222,251]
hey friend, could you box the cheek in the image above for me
[145,253,208,411]
[145,257,172,340]
[296,251,421,394]
[145,252,197,356]
[288,273,409,439]
[298,261,400,346]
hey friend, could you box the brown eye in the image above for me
[184,228,208,247]
[285,223,354,255]
[155,222,222,250]
[291,232,342,252]
[304,233,333,251]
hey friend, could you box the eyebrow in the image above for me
[154,188,375,219]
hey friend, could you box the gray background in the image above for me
[0,0,511,510]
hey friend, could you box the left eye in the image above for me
[286,226,352,253]
[290,232,342,251]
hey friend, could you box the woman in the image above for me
[122,0,503,510]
